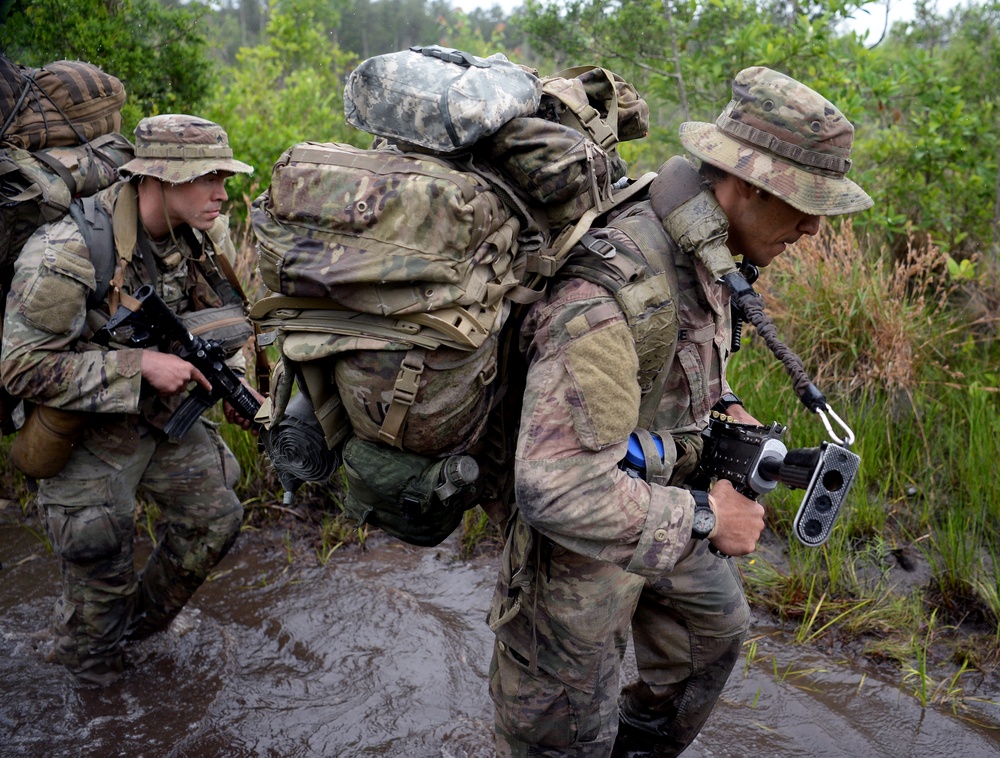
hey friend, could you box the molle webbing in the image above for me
[605,213,681,426]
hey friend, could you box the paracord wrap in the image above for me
[723,272,827,413]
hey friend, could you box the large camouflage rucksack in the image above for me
[0,55,133,431]
[251,46,662,546]
[1,56,132,286]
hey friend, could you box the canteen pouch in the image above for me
[342,436,480,547]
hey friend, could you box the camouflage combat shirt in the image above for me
[513,201,736,578]
[1,181,249,423]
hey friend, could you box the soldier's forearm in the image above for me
[0,348,144,413]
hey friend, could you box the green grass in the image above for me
[730,220,1000,705]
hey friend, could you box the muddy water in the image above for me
[2,519,998,758]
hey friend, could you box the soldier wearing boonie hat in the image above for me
[679,66,872,216]
[488,67,872,758]
[119,113,253,183]
[1,113,260,687]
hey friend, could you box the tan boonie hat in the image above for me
[119,114,253,183]
[679,67,872,216]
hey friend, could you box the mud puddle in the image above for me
[1,520,998,757]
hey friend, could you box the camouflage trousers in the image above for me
[37,415,243,687]
[488,513,750,757]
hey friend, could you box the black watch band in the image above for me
[691,489,716,540]
[713,392,742,413]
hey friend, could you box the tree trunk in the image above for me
[661,0,689,122]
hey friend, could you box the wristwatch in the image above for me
[713,392,742,413]
[691,490,716,539]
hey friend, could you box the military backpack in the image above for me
[251,46,669,546]
[0,55,133,433]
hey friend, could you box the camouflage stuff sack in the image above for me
[0,60,126,150]
[344,45,542,154]
[252,141,522,316]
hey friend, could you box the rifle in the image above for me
[688,417,860,547]
[94,283,261,438]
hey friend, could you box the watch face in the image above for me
[693,507,716,538]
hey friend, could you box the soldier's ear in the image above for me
[734,177,757,200]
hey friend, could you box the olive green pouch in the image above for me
[342,437,479,547]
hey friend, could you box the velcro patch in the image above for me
[564,320,639,449]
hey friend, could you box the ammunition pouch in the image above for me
[341,436,481,547]
[178,302,254,359]
[669,431,704,486]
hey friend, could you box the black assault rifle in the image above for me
[94,284,261,438]
[689,418,860,547]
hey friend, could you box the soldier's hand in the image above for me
[725,404,760,426]
[141,350,212,396]
[224,378,265,433]
[706,479,765,557]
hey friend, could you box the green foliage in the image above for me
[510,0,1000,258]
[512,0,871,170]
[202,0,367,212]
[846,51,998,255]
[0,0,214,134]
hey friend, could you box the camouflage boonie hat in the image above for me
[679,67,872,216]
[119,114,253,183]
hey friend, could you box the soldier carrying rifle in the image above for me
[1,114,261,686]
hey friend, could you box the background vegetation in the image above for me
[2,0,999,713]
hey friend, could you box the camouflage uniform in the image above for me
[1,115,254,687]
[488,68,872,756]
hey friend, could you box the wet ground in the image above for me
[2,514,999,757]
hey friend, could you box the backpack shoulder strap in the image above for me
[559,213,681,426]
[542,68,619,152]
[202,215,273,396]
[67,195,116,311]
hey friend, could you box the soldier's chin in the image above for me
[191,212,219,230]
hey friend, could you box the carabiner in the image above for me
[816,403,855,447]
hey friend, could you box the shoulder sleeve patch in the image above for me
[563,320,640,450]
[18,246,94,335]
